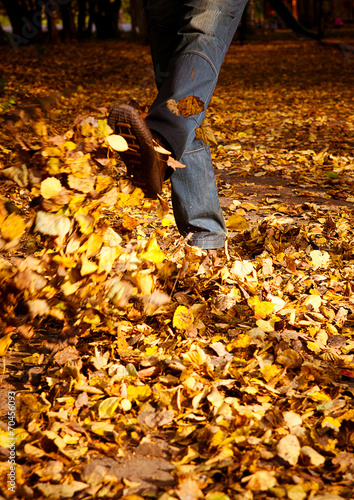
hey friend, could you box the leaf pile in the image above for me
[0,38,354,500]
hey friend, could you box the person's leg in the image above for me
[143,0,182,90]
[144,0,248,248]
[145,0,248,157]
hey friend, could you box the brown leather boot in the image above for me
[108,104,169,199]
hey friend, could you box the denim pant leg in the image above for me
[144,0,248,248]
[172,138,226,249]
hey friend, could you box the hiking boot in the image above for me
[108,104,169,199]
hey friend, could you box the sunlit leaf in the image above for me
[227,214,249,230]
[0,333,13,356]
[173,305,194,330]
[98,397,120,418]
[276,434,301,465]
[1,213,25,241]
[140,234,165,263]
[40,177,62,199]
[248,296,274,319]
[35,211,71,237]
[106,134,129,151]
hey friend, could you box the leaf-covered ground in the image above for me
[0,37,354,500]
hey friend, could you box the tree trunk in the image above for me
[45,0,60,44]
[94,0,121,39]
[297,0,317,30]
[269,0,321,38]
[1,0,43,48]
[292,0,298,18]
[130,0,148,42]
[87,0,95,37]
[78,0,86,39]
[61,0,76,41]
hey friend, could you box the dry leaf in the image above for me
[106,134,128,151]
[245,471,277,491]
[1,213,26,241]
[276,434,301,465]
[40,177,62,199]
[177,95,204,117]
[173,305,194,330]
[227,214,249,230]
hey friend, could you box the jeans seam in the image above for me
[184,146,208,155]
[183,49,218,76]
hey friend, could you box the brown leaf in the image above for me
[177,95,205,117]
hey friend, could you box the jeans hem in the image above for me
[188,235,226,250]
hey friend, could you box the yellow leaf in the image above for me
[308,391,331,402]
[161,216,175,227]
[98,397,120,418]
[75,214,95,235]
[69,195,85,214]
[140,235,165,263]
[52,255,76,268]
[119,398,132,412]
[86,233,103,258]
[96,175,114,193]
[241,202,257,211]
[106,134,128,151]
[227,214,249,230]
[287,484,307,500]
[61,280,81,296]
[322,416,341,430]
[256,319,277,332]
[173,305,194,330]
[81,257,98,276]
[46,157,61,175]
[43,146,62,157]
[67,155,92,178]
[121,495,145,500]
[206,446,233,465]
[68,174,96,193]
[310,250,330,270]
[64,141,77,151]
[1,213,25,241]
[0,333,13,356]
[304,294,322,311]
[82,309,101,325]
[230,259,254,281]
[31,119,47,138]
[183,345,209,365]
[97,246,119,274]
[126,385,152,401]
[206,493,231,500]
[102,227,122,247]
[248,296,274,319]
[134,272,154,295]
[123,214,140,230]
[40,177,62,199]
[307,341,321,353]
[228,334,252,350]
[261,364,282,382]
[195,121,217,145]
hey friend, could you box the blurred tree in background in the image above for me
[0,0,353,47]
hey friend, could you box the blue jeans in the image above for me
[144,0,248,249]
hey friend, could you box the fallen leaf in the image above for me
[173,305,194,330]
[276,434,301,465]
[40,177,62,199]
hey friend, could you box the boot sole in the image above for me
[107,104,163,198]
